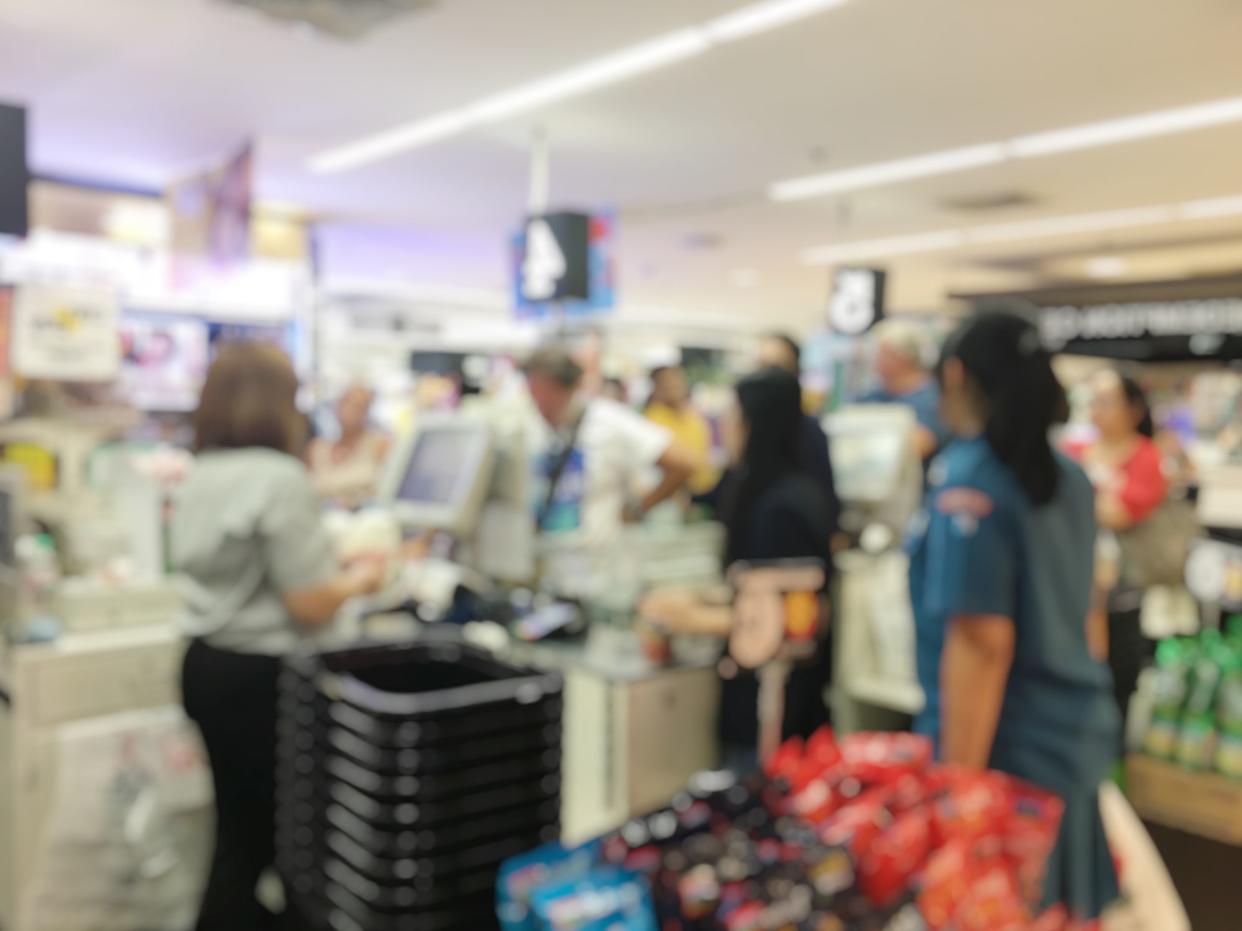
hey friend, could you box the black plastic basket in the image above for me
[275,637,562,931]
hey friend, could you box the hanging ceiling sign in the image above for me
[513,211,615,319]
[829,267,886,335]
[11,282,120,381]
[956,275,1242,362]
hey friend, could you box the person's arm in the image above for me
[639,588,732,637]
[638,441,697,515]
[284,560,386,628]
[940,614,1015,769]
[263,467,386,629]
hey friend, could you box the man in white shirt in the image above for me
[524,347,696,544]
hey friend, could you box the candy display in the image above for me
[498,729,1074,930]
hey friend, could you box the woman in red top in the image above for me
[1079,370,1168,734]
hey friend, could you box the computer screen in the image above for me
[397,428,479,507]
[379,418,495,535]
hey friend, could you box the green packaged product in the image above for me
[1143,638,1191,760]
[1175,632,1227,771]
[1215,621,1242,779]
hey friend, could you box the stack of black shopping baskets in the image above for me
[276,637,564,931]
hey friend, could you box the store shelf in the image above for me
[846,675,925,716]
[1127,754,1242,847]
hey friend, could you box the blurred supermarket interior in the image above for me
[0,1,1241,929]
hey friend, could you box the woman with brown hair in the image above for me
[172,343,385,930]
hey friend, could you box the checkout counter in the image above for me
[0,404,725,930]
[365,405,724,842]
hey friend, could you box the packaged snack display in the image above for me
[500,728,1069,931]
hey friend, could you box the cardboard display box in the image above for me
[1126,754,1242,846]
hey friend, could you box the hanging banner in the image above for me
[513,210,616,319]
[11,283,120,381]
[167,142,253,287]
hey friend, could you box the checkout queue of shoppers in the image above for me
[18,311,1175,930]
[8,7,1242,926]
[4,300,1237,930]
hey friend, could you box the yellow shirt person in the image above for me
[645,367,719,496]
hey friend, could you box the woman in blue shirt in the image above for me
[909,312,1119,920]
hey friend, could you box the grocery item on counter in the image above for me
[1142,638,1192,760]
[500,728,1069,931]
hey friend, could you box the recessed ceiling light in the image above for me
[799,192,1242,265]
[773,94,1242,202]
[309,0,853,173]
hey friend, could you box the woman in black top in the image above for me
[641,368,836,770]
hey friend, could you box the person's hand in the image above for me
[346,555,388,596]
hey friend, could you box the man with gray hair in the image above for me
[523,345,696,541]
[862,320,947,462]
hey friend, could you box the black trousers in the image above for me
[1108,606,1154,750]
[182,639,283,931]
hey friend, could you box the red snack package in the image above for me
[840,733,933,784]
[1001,779,1064,909]
[820,787,891,859]
[806,726,842,772]
[767,736,805,782]
[1029,905,1070,931]
[916,839,973,930]
[951,859,1029,931]
[858,808,933,908]
[931,769,1011,849]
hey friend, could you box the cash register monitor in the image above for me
[824,404,922,533]
[379,417,495,536]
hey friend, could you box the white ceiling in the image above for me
[3,0,1242,328]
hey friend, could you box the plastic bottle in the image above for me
[1174,631,1226,770]
[1143,639,1190,760]
[1215,617,1242,778]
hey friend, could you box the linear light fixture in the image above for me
[800,229,965,265]
[771,144,1007,201]
[774,94,1242,202]
[310,0,851,174]
[1178,194,1242,220]
[1009,96,1242,158]
[800,193,1242,265]
[705,0,850,42]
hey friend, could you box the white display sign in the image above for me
[11,283,121,381]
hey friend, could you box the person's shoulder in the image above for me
[929,439,1012,514]
[199,447,310,486]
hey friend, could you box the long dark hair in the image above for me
[722,367,806,565]
[939,312,1069,506]
[1118,373,1156,439]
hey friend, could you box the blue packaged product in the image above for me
[530,865,656,931]
[497,839,602,931]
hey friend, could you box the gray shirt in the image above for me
[172,448,338,655]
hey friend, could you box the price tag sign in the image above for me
[518,212,590,304]
[11,283,120,381]
[829,267,886,335]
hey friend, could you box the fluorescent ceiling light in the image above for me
[1084,256,1129,279]
[774,94,1242,202]
[729,268,762,287]
[705,0,849,42]
[469,30,710,123]
[1178,194,1242,220]
[311,111,476,174]
[964,205,1176,245]
[771,144,1006,201]
[1009,96,1242,158]
[800,230,964,265]
[800,194,1242,265]
[310,0,852,174]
